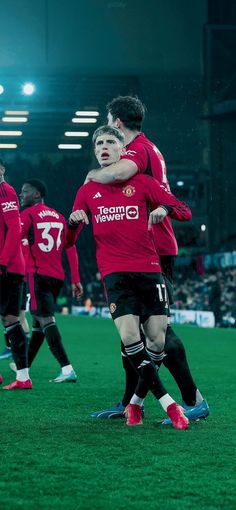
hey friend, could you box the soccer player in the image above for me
[86,96,209,424]
[0,159,31,389]
[68,126,191,429]
[19,179,82,382]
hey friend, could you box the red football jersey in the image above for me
[121,133,178,256]
[21,203,80,282]
[71,174,191,279]
[0,181,25,274]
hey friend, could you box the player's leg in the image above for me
[27,317,45,367]
[109,273,188,429]
[34,275,76,382]
[2,283,30,362]
[162,326,209,423]
[114,313,188,429]
[2,274,31,390]
[9,315,45,374]
[160,256,209,421]
[19,282,31,341]
[91,273,139,418]
[0,272,12,359]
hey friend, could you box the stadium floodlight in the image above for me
[177,180,184,187]
[22,82,35,95]
[0,85,4,95]
[75,111,99,116]
[0,131,22,136]
[5,110,29,115]
[64,131,89,137]
[201,224,207,232]
[72,118,97,123]
[58,144,82,149]
[0,143,17,148]
[2,117,28,122]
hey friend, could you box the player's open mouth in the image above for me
[101,152,109,159]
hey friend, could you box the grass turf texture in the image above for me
[0,316,235,510]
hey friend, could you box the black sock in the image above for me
[43,322,70,367]
[4,330,11,348]
[28,321,45,367]
[135,348,165,400]
[5,322,28,369]
[121,342,139,406]
[124,341,167,400]
[163,325,197,405]
[120,327,147,406]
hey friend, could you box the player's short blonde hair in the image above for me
[92,125,125,146]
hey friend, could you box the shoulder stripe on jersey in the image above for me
[144,147,153,177]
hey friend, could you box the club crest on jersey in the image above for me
[122,185,136,197]
[109,303,116,314]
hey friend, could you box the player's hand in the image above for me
[69,210,89,225]
[72,282,83,300]
[0,265,7,276]
[148,206,168,230]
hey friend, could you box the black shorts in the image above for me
[103,272,168,321]
[0,272,24,317]
[28,273,63,318]
[160,255,176,305]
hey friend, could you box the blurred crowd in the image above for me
[173,267,236,327]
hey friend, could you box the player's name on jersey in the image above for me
[38,209,60,220]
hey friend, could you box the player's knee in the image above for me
[121,332,140,345]
[146,335,165,352]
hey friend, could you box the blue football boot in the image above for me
[161,399,209,425]
[50,370,77,383]
[0,347,12,360]
[91,402,126,419]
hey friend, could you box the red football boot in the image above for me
[125,403,143,426]
[3,379,32,390]
[166,402,189,430]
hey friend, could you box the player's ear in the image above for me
[116,118,122,128]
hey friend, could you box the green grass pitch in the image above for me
[0,316,235,510]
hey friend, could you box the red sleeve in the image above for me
[72,186,89,213]
[121,145,148,173]
[0,189,22,266]
[65,245,80,284]
[20,209,33,239]
[66,186,88,247]
[143,175,192,221]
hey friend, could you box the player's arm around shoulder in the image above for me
[85,159,138,184]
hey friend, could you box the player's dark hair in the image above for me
[0,158,5,166]
[106,95,146,131]
[92,125,125,146]
[24,179,48,198]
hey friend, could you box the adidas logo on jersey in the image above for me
[93,192,102,199]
